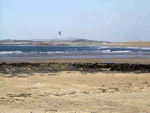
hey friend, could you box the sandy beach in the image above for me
[0,71,150,113]
[0,58,150,113]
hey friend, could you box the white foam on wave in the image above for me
[97,46,110,49]
[0,51,69,55]
[31,51,68,54]
[102,50,111,53]
[126,47,150,50]
[140,47,150,50]
[126,47,139,49]
[112,50,131,53]
[100,50,131,53]
[0,51,22,54]
[91,50,101,53]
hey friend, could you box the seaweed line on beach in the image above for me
[0,62,150,75]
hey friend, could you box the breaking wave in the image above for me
[140,47,150,50]
[112,50,131,53]
[126,47,139,49]
[1,45,150,57]
[0,50,133,56]
[102,50,111,53]
[97,46,110,49]
[0,51,22,54]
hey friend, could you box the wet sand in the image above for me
[0,71,150,113]
[1,58,150,64]
[30,58,150,64]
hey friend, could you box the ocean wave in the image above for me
[140,47,150,50]
[33,51,68,54]
[0,50,132,55]
[0,51,70,56]
[102,50,111,53]
[126,47,139,49]
[112,50,131,53]
[0,51,22,54]
[15,45,35,46]
[0,50,146,56]
[97,46,110,49]
[101,50,131,53]
[0,44,35,46]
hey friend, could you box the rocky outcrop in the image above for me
[0,62,150,74]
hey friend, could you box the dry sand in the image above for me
[0,71,150,113]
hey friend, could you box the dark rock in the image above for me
[0,62,150,74]
[80,91,89,94]
[9,93,31,97]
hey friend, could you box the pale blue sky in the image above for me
[1,0,150,42]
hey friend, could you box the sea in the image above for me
[0,44,150,62]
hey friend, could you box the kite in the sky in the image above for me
[59,31,63,35]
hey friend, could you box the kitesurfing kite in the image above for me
[59,31,63,35]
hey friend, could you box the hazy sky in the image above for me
[1,0,150,42]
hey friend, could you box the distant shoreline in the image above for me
[0,40,150,47]
[0,43,150,47]
[106,43,150,47]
